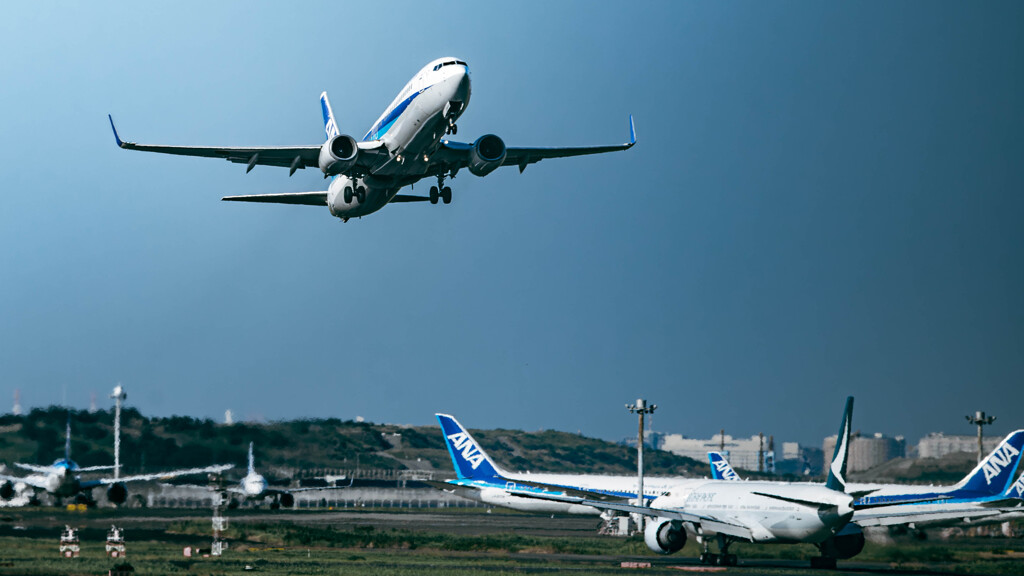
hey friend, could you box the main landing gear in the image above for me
[446,116,458,135]
[343,185,366,203]
[429,173,452,205]
[699,535,738,567]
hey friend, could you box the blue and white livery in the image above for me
[0,417,232,506]
[436,413,699,516]
[707,452,741,481]
[109,58,635,222]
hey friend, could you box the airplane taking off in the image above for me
[109,57,635,221]
[0,418,232,506]
[221,442,350,509]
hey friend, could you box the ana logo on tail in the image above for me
[983,442,1021,486]
[446,432,486,470]
[713,460,740,481]
[1007,473,1024,499]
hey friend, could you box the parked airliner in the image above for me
[109,58,635,221]
[0,419,232,506]
[440,398,861,568]
[707,430,1024,531]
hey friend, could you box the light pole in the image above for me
[965,411,996,463]
[626,399,656,510]
[110,385,127,480]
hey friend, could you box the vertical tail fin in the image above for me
[1005,470,1024,500]
[248,442,256,475]
[953,430,1024,496]
[825,397,854,492]
[65,413,72,461]
[320,91,340,141]
[708,452,741,481]
[435,414,507,480]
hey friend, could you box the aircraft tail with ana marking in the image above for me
[708,451,741,481]
[951,430,1024,496]
[436,414,508,481]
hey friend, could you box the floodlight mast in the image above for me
[965,410,996,463]
[626,399,656,518]
[110,385,127,480]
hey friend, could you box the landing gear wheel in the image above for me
[343,186,353,203]
[356,186,366,203]
[270,499,281,510]
[429,186,439,204]
[441,186,452,204]
[451,124,458,135]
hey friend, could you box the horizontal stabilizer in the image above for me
[222,192,327,206]
[391,195,432,203]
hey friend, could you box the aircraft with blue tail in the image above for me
[0,417,232,506]
[109,58,634,222]
[435,413,706,516]
[706,431,1024,529]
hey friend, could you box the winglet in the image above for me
[108,114,125,148]
[628,115,636,146]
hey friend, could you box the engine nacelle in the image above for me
[0,481,14,500]
[820,523,865,559]
[644,517,687,555]
[467,134,506,177]
[280,492,295,508]
[319,134,359,175]
[106,482,128,505]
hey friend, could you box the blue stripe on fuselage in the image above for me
[363,84,433,142]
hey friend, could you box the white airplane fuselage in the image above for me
[240,472,269,499]
[654,482,855,544]
[327,59,471,219]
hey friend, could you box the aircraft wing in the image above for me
[0,473,48,491]
[222,192,327,206]
[13,463,53,474]
[432,116,635,174]
[108,116,386,176]
[81,464,234,488]
[854,506,1011,528]
[504,482,752,541]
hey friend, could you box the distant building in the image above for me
[917,433,1000,459]
[823,432,905,473]
[660,432,783,472]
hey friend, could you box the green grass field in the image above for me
[1,509,1023,575]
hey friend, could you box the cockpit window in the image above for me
[434,60,467,71]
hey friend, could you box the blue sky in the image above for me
[1,2,1021,446]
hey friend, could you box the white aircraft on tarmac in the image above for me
[220,442,350,509]
[707,429,1024,532]
[441,398,863,569]
[109,57,635,221]
[0,418,232,506]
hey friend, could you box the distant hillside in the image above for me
[0,407,708,479]
[849,452,979,485]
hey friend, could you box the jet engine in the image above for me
[0,481,14,500]
[106,482,128,505]
[319,134,359,175]
[467,134,506,176]
[820,524,865,559]
[280,492,295,508]
[644,517,687,555]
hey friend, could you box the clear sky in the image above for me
[1,2,1021,447]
